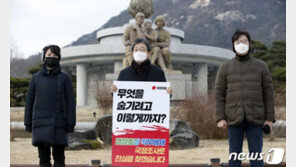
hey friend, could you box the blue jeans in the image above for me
[227,118,263,167]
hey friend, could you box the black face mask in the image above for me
[44,57,59,68]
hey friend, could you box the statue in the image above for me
[122,12,146,68]
[154,15,173,71]
[128,0,153,18]
[143,20,159,65]
[122,0,173,71]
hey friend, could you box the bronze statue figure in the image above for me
[122,12,146,68]
[154,15,173,71]
[122,1,173,71]
[143,20,159,65]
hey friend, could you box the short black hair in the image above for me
[231,29,252,53]
[131,38,151,52]
[42,45,61,61]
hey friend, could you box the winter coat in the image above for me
[117,61,166,82]
[24,64,76,146]
[215,54,275,126]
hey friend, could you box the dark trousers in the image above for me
[227,118,263,167]
[38,145,65,167]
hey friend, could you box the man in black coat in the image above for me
[110,38,172,95]
[24,45,76,167]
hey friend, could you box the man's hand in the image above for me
[110,84,118,93]
[264,120,273,132]
[217,119,227,129]
[166,86,172,95]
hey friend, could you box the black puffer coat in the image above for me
[24,64,76,146]
[118,60,166,82]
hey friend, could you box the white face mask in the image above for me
[234,43,249,54]
[133,51,147,63]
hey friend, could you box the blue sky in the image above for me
[10,0,129,58]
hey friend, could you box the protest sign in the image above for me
[112,81,170,167]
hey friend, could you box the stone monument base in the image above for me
[163,70,183,75]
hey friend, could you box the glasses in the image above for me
[134,48,147,52]
[234,39,249,45]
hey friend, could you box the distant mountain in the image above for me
[10,53,41,78]
[66,0,286,50]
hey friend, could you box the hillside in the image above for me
[67,0,286,50]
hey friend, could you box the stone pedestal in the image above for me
[114,60,122,73]
[77,63,88,106]
[196,63,208,95]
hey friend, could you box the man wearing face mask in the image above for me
[24,45,76,167]
[110,38,172,96]
[215,29,275,167]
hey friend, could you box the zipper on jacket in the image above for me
[240,61,243,101]
[57,74,61,113]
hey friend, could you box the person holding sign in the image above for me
[110,38,171,167]
[110,38,172,95]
